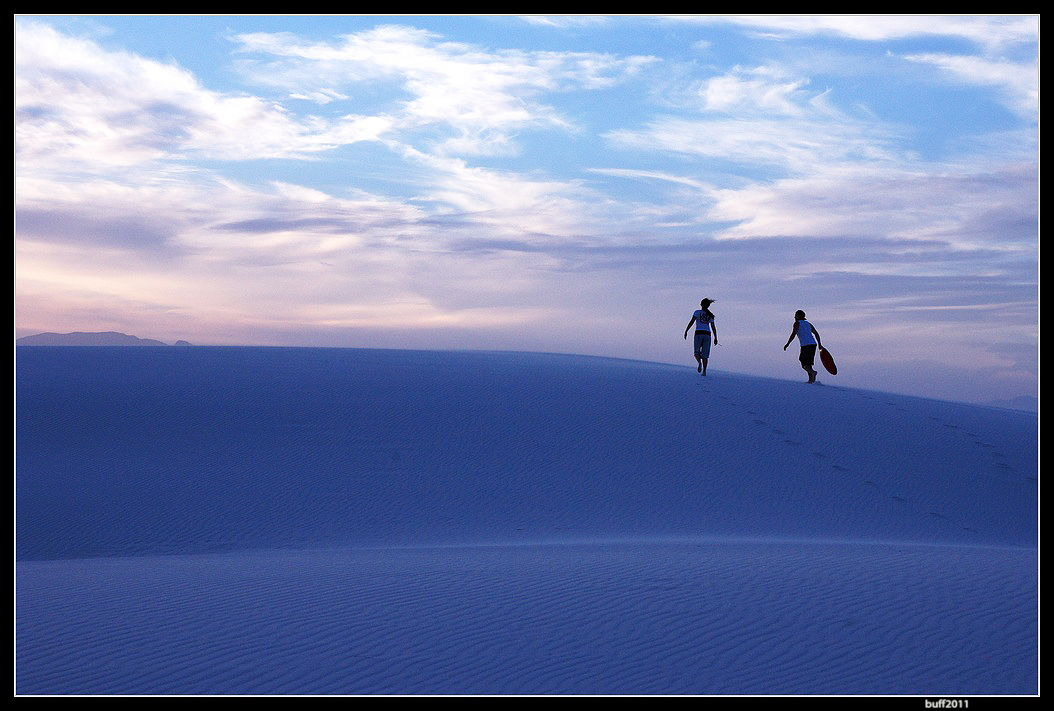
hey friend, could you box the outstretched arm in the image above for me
[783,322,799,350]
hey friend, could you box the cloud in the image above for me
[703,164,1038,246]
[903,52,1039,116]
[697,65,813,115]
[15,20,639,253]
[229,25,657,157]
[15,21,375,170]
[607,113,902,180]
[517,16,614,29]
[675,15,1038,50]
[605,64,906,184]
[15,207,180,251]
[666,16,1038,119]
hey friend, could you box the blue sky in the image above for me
[15,15,1038,405]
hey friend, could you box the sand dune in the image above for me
[15,347,1038,695]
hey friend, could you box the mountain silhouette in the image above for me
[16,331,189,346]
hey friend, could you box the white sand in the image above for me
[16,347,1037,695]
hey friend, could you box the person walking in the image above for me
[784,309,823,383]
[684,298,719,375]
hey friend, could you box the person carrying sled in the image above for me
[784,309,824,383]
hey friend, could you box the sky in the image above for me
[15,15,1039,406]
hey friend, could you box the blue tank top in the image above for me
[796,320,816,345]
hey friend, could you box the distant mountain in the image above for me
[16,331,191,346]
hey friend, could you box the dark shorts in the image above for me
[694,331,712,359]
[799,344,817,368]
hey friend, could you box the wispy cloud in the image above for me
[229,25,656,157]
[15,22,355,170]
[903,52,1039,116]
[517,16,614,29]
[675,14,1038,50]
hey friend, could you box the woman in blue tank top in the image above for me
[784,309,824,383]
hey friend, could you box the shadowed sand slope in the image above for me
[15,347,1038,694]
[16,347,1036,557]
